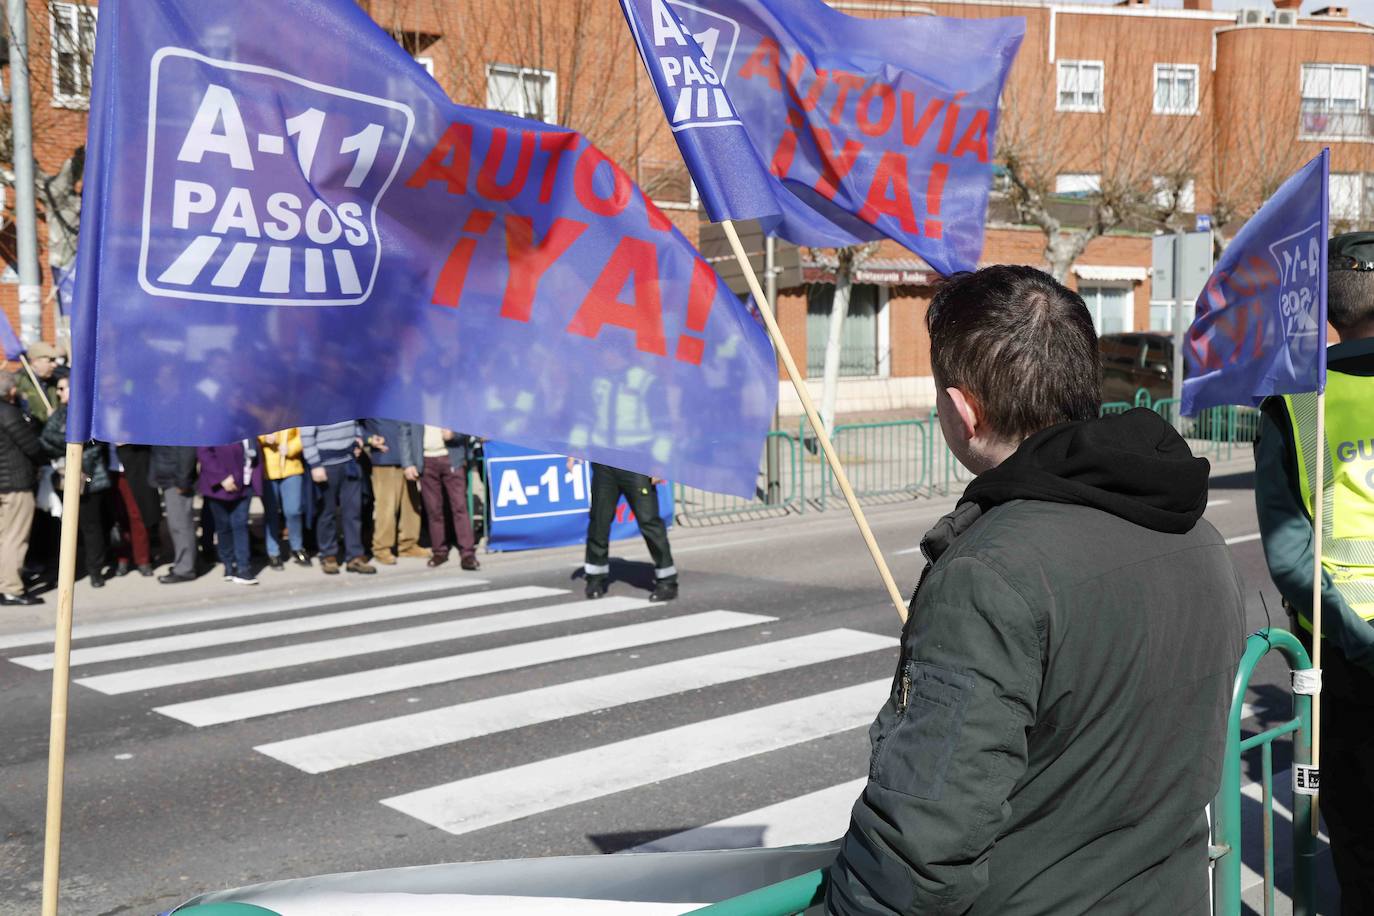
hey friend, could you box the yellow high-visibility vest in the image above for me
[1284,369,1374,627]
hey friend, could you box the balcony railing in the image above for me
[1298,105,1374,140]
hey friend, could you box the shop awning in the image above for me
[1072,265,1150,282]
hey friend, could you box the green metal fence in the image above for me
[1212,628,1316,916]
[673,431,802,526]
[701,628,1316,916]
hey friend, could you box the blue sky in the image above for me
[1073,0,1374,25]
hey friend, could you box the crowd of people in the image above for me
[0,348,481,605]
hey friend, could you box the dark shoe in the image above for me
[585,575,608,600]
[321,556,340,575]
[137,563,155,577]
[649,579,678,602]
[158,572,194,584]
[90,574,106,589]
[427,554,449,568]
[268,555,284,571]
[460,555,481,571]
[115,560,130,577]
[0,592,42,606]
[292,550,312,568]
[346,557,376,575]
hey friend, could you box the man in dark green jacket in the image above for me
[828,266,1246,915]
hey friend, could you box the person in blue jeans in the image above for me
[301,422,375,576]
[257,428,309,569]
[196,440,262,585]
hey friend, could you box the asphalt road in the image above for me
[0,458,1330,914]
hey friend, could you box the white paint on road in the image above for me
[381,679,887,836]
[626,778,866,853]
[76,588,615,695]
[12,586,562,670]
[0,578,487,650]
[155,610,773,727]
[1207,499,1232,508]
[257,629,897,773]
[1225,533,1262,546]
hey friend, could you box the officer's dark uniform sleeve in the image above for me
[828,556,1040,915]
[1254,402,1374,672]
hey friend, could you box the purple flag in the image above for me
[1181,150,1329,416]
[619,0,1024,276]
[68,0,777,496]
[0,310,23,361]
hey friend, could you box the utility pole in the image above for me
[1170,228,1186,430]
[764,235,781,505]
[7,0,42,344]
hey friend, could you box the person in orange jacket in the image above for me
[258,428,310,569]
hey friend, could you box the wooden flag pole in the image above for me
[41,441,85,916]
[20,353,53,415]
[721,220,909,624]
[1309,391,1325,837]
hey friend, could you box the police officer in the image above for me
[1256,231,1374,913]
[578,462,677,602]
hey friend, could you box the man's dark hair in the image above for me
[1327,270,1374,333]
[927,265,1100,441]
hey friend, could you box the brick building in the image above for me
[8,0,1372,414]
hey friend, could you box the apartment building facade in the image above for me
[6,0,1371,414]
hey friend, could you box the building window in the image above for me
[414,56,435,77]
[51,2,97,108]
[1330,173,1363,222]
[1055,173,1101,197]
[1299,63,1368,139]
[806,284,886,378]
[1079,284,1133,335]
[486,64,557,124]
[1153,64,1198,115]
[1056,60,1104,112]
[1152,176,1196,213]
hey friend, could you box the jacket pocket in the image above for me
[869,660,975,801]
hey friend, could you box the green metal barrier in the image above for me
[687,868,826,915]
[1212,628,1315,916]
[674,431,801,526]
[1099,400,1133,416]
[803,418,932,508]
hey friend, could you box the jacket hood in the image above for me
[958,407,1209,534]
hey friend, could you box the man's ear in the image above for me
[945,387,983,442]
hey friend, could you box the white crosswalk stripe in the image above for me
[155,609,774,726]
[626,779,866,853]
[12,585,546,670]
[256,629,897,773]
[382,679,886,836]
[76,587,609,694]
[0,577,487,649]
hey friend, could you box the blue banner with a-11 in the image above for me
[483,441,673,552]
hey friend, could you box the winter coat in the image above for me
[40,405,111,494]
[149,446,198,492]
[196,442,262,502]
[301,422,361,469]
[828,408,1247,916]
[0,398,48,492]
[361,418,422,469]
[258,429,305,480]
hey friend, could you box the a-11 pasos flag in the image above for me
[1181,150,1329,416]
[618,0,1024,277]
[68,0,778,497]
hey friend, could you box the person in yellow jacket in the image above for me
[258,428,310,569]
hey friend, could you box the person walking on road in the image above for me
[302,422,374,576]
[1255,232,1374,914]
[149,445,199,584]
[258,428,310,569]
[197,440,261,586]
[578,460,676,602]
[419,426,480,570]
[827,266,1246,915]
[0,370,48,605]
[363,418,425,564]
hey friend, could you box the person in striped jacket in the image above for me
[301,422,374,576]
